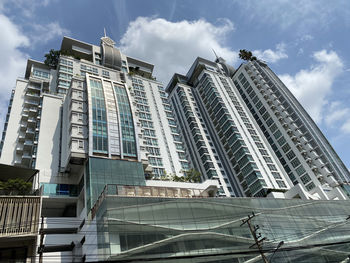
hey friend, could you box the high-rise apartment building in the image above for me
[167,58,291,198]
[167,57,350,200]
[0,35,188,182]
[232,60,350,200]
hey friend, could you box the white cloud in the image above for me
[253,43,288,63]
[279,50,343,123]
[0,14,29,128]
[234,0,350,33]
[119,17,236,83]
[1,0,54,17]
[31,22,70,45]
[325,102,350,134]
[341,120,350,134]
[300,34,314,42]
[324,102,350,126]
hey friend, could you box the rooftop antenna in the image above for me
[212,48,219,60]
[104,27,107,37]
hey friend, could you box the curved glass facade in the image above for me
[95,195,350,262]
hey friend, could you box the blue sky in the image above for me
[1,0,350,168]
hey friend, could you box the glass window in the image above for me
[90,79,108,154]
[114,84,137,157]
[33,69,50,79]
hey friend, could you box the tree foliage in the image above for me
[239,49,257,61]
[184,168,201,183]
[44,49,83,69]
[0,179,32,195]
[44,49,60,69]
[172,169,201,183]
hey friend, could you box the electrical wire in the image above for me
[3,238,350,262]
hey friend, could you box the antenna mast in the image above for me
[212,48,219,60]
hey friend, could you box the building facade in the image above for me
[94,191,350,263]
[0,35,190,262]
[167,58,292,198]
[167,57,350,201]
[1,34,350,262]
[232,60,350,200]
[0,35,189,187]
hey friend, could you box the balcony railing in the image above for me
[91,184,215,219]
[22,153,32,159]
[0,196,41,236]
[24,100,39,106]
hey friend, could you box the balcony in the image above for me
[275,99,282,106]
[311,165,318,172]
[25,92,40,98]
[22,153,32,160]
[14,160,22,166]
[290,135,298,142]
[26,128,35,135]
[299,136,308,144]
[23,140,34,148]
[27,118,36,124]
[24,100,39,106]
[305,158,312,163]
[309,150,319,159]
[295,142,303,149]
[314,158,325,167]
[322,166,332,174]
[303,143,313,152]
[0,196,40,236]
[27,84,41,91]
[28,107,38,113]
[16,146,23,153]
[271,94,278,100]
[300,149,307,156]
[20,123,27,130]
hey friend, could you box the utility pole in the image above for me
[39,216,44,263]
[241,212,269,263]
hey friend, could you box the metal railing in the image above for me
[0,196,41,236]
[91,184,210,219]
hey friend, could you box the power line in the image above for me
[7,239,350,262]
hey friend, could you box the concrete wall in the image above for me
[36,94,62,182]
[0,79,28,165]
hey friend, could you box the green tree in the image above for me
[184,168,201,183]
[172,175,185,182]
[239,49,257,61]
[0,179,32,195]
[44,49,60,69]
